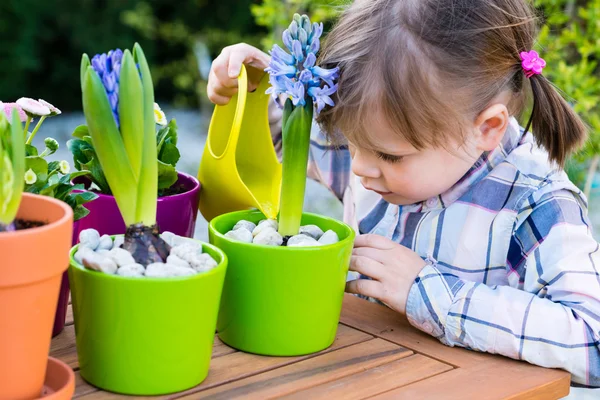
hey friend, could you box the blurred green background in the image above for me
[1,0,599,195]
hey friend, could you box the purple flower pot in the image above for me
[51,171,201,337]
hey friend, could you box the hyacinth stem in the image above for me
[23,116,31,139]
[26,115,46,145]
[278,98,313,236]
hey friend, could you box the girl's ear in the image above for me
[474,103,510,152]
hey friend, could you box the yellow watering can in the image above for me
[198,65,282,221]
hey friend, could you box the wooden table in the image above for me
[50,294,571,399]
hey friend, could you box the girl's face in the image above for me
[349,114,482,206]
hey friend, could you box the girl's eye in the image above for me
[377,152,403,164]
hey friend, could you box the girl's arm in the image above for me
[406,188,600,387]
[270,99,352,201]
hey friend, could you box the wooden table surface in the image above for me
[50,294,571,399]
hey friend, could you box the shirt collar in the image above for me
[426,118,524,210]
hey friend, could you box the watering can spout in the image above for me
[198,65,282,221]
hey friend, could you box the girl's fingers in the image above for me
[345,279,384,300]
[227,43,271,78]
[350,255,386,281]
[354,234,396,250]
[352,247,388,265]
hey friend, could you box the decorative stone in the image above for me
[233,220,256,233]
[96,249,111,256]
[112,236,125,249]
[225,228,253,243]
[252,219,278,237]
[74,246,95,265]
[97,234,113,251]
[253,227,283,246]
[287,234,321,247]
[299,225,324,240]
[145,263,196,278]
[108,247,136,267]
[117,264,145,277]
[189,253,218,272]
[318,230,340,245]
[166,254,190,268]
[79,229,100,250]
[82,252,118,274]
[171,243,203,263]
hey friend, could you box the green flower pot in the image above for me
[209,210,355,356]
[68,237,227,395]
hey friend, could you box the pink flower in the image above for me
[16,97,51,117]
[520,50,546,78]
[0,102,28,122]
[38,99,61,116]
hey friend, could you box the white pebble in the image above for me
[97,235,113,251]
[145,263,196,278]
[252,219,278,237]
[299,225,324,240]
[74,246,95,265]
[287,234,321,247]
[112,236,124,249]
[225,228,253,243]
[79,229,100,250]
[96,249,111,256]
[190,253,218,272]
[117,264,145,277]
[318,230,340,245]
[171,242,203,263]
[166,254,190,268]
[108,247,136,267]
[82,252,118,274]
[253,227,283,246]
[233,220,256,233]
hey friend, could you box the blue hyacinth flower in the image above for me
[265,13,338,115]
[91,49,123,127]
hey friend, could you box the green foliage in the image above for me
[68,117,181,196]
[251,0,347,50]
[534,0,600,189]
[19,116,98,222]
[0,0,265,110]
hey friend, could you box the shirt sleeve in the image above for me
[405,188,600,387]
[269,99,351,201]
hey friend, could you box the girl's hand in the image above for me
[207,43,271,105]
[346,234,427,314]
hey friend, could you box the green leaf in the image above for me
[25,156,49,182]
[25,144,38,157]
[159,143,180,167]
[73,204,91,221]
[72,125,89,139]
[82,66,138,224]
[157,159,178,190]
[48,161,60,172]
[133,43,158,225]
[119,49,145,180]
[80,54,90,90]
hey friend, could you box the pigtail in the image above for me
[525,74,587,166]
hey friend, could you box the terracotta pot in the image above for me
[0,193,73,400]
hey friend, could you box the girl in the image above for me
[207,0,600,388]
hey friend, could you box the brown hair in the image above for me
[317,0,587,166]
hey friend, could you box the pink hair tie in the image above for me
[520,50,546,78]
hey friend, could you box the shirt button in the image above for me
[422,322,434,333]
[426,197,437,208]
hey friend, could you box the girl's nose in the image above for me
[351,148,381,179]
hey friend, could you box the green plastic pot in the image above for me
[209,210,355,356]
[68,237,227,395]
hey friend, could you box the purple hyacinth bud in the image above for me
[292,40,304,63]
[309,37,320,54]
[289,20,299,38]
[299,70,313,84]
[92,48,125,127]
[270,44,295,66]
[298,28,308,48]
[282,29,294,52]
[304,53,316,69]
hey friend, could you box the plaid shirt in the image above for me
[272,109,600,387]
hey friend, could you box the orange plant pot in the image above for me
[0,193,73,400]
